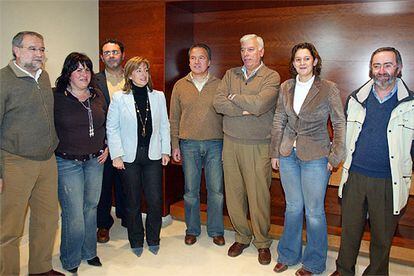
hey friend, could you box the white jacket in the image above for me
[339,79,414,215]
[107,89,171,162]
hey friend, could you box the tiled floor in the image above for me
[19,217,414,275]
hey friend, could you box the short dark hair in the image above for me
[55,52,95,93]
[100,39,125,54]
[188,43,211,60]
[369,47,403,78]
[12,31,44,58]
[289,42,322,78]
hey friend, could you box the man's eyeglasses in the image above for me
[19,46,46,54]
[102,50,120,56]
[372,63,396,71]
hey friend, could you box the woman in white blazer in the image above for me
[106,56,170,257]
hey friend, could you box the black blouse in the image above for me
[54,87,107,155]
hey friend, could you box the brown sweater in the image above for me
[170,73,223,149]
[0,61,59,177]
[213,65,280,144]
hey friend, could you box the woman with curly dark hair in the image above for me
[54,52,108,273]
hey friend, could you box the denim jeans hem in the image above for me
[185,229,200,236]
[302,264,325,274]
[207,232,225,238]
[276,258,300,267]
[82,253,97,261]
[60,258,81,271]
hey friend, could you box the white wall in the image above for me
[0,0,99,244]
[0,0,99,85]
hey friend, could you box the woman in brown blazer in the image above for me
[270,42,345,275]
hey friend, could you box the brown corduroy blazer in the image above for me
[269,77,346,167]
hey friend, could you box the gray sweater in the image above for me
[0,61,58,177]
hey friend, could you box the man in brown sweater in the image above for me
[214,34,280,265]
[0,31,63,275]
[170,43,225,246]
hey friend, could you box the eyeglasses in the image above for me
[19,46,46,54]
[102,50,121,56]
[372,63,396,71]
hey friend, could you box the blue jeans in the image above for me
[277,149,330,274]
[180,139,224,237]
[57,157,103,270]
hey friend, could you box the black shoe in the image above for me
[67,267,78,273]
[87,256,102,267]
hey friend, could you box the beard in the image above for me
[23,59,43,72]
[105,58,122,70]
[373,72,397,90]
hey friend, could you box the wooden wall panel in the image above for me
[193,1,414,100]
[165,4,193,105]
[99,1,166,91]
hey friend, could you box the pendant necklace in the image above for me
[67,88,94,137]
[134,98,149,137]
[80,98,95,137]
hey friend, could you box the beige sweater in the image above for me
[169,73,223,149]
[213,65,280,144]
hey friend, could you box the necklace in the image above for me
[67,88,94,137]
[80,98,95,137]
[134,98,149,137]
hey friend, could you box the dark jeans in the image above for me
[119,146,163,248]
[336,171,401,276]
[97,157,125,229]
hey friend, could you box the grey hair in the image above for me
[240,34,264,50]
[11,31,44,58]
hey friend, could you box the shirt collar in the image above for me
[241,61,263,80]
[372,80,398,104]
[13,61,42,82]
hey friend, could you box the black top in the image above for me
[132,84,152,146]
[54,87,107,155]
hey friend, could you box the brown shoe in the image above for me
[258,248,271,265]
[295,267,313,276]
[184,234,197,245]
[329,271,340,276]
[29,269,65,275]
[273,262,288,273]
[227,242,249,257]
[97,228,110,243]
[212,235,225,246]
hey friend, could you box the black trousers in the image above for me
[119,146,163,248]
[336,171,401,276]
[97,157,125,229]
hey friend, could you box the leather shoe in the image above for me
[87,256,102,267]
[212,235,225,246]
[258,248,271,265]
[273,262,288,273]
[29,269,65,275]
[184,234,197,245]
[295,267,313,276]
[329,271,340,276]
[97,228,110,243]
[227,242,249,257]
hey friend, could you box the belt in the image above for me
[56,150,104,161]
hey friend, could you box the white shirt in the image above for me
[293,75,315,114]
[14,61,42,82]
[190,72,209,92]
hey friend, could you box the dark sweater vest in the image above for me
[350,90,398,178]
